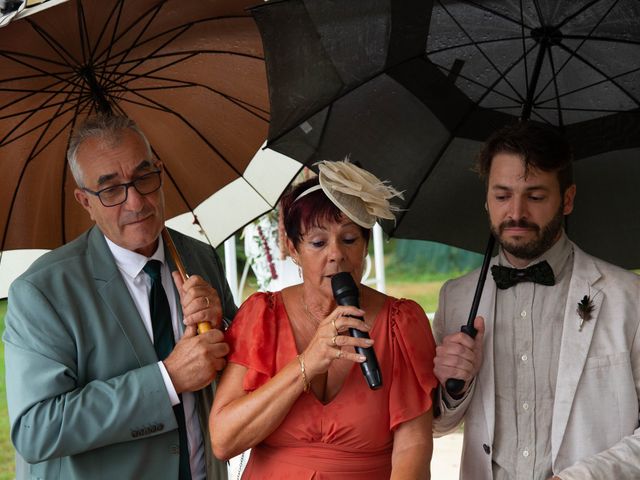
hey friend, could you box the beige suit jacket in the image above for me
[432,242,640,479]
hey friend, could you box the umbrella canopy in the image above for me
[252,0,640,268]
[0,0,302,256]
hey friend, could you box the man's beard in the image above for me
[490,205,565,260]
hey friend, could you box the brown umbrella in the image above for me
[0,0,277,255]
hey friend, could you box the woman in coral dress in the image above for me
[210,161,438,479]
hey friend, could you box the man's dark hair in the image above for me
[475,121,574,193]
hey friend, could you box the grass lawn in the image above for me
[385,280,442,316]
[0,299,14,480]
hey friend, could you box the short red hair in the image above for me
[280,177,371,249]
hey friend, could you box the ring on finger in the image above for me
[331,335,338,347]
[204,296,210,308]
[331,317,338,334]
[336,349,343,359]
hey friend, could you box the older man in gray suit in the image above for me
[4,115,235,479]
[433,122,640,479]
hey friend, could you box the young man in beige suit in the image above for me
[433,122,640,479]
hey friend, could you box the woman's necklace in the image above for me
[301,293,324,324]
[301,288,366,325]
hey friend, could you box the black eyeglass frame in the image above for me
[81,170,162,207]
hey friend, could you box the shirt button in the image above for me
[521,310,527,318]
[523,402,529,411]
[521,354,528,362]
[523,449,530,457]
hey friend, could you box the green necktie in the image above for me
[143,260,192,480]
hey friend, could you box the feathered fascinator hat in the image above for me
[295,160,404,228]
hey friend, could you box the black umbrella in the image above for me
[251,0,640,269]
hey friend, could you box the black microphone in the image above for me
[331,272,382,390]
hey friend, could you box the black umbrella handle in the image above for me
[445,235,496,397]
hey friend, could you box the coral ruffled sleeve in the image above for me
[225,292,288,392]
[387,299,438,431]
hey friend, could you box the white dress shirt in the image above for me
[105,236,206,480]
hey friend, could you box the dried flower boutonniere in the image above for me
[577,295,595,331]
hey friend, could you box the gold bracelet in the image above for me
[297,354,310,393]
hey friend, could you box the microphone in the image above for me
[331,272,382,390]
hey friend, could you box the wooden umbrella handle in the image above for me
[161,228,213,334]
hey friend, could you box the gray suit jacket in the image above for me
[4,226,236,480]
[432,242,640,479]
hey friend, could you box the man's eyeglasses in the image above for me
[82,171,162,207]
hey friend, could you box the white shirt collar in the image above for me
[104,235,165,279]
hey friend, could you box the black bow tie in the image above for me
[491,260,555,290]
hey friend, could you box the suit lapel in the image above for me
[551,244,603,461]
[164,231,185,332]
[88,227,158,366]
[477,256,499,445]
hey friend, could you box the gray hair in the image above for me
[67,115,152,187]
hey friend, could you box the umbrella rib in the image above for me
[431,61,527,106]
[0,52,85,90]
[546,47,564,127]
[76,0,91,66]
[105,79,269,121]
[25,17,81,67]
[116,25,194,79]
[99,52,269,119]
[105,50,265,70]
[114,49,198,79]
[457,0,530,29]
[556,0,607,30]
[93,0,161,62]
[1,90,81,251]
[438,1,527,104]
[554,45,639,107]
[0,86,80,95]
[0,70,77,86]
[532,0,620,104]
[520,0,530,103]
[95,1,127,95]
[100,2,166,83]
[533,105,636,113]
[536,66,640,107]
[0,96,82,123]
[562,34,640,46]
[532,0,546,26]
[427,36,528,55]
[0,77,82,143]
[0,50,72,69]
[93,1,169,65]
[98,15,260,85]
[90,0,125,63]
[96,14,255,65]
[1,99,81,147]
[0,73,77,110]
